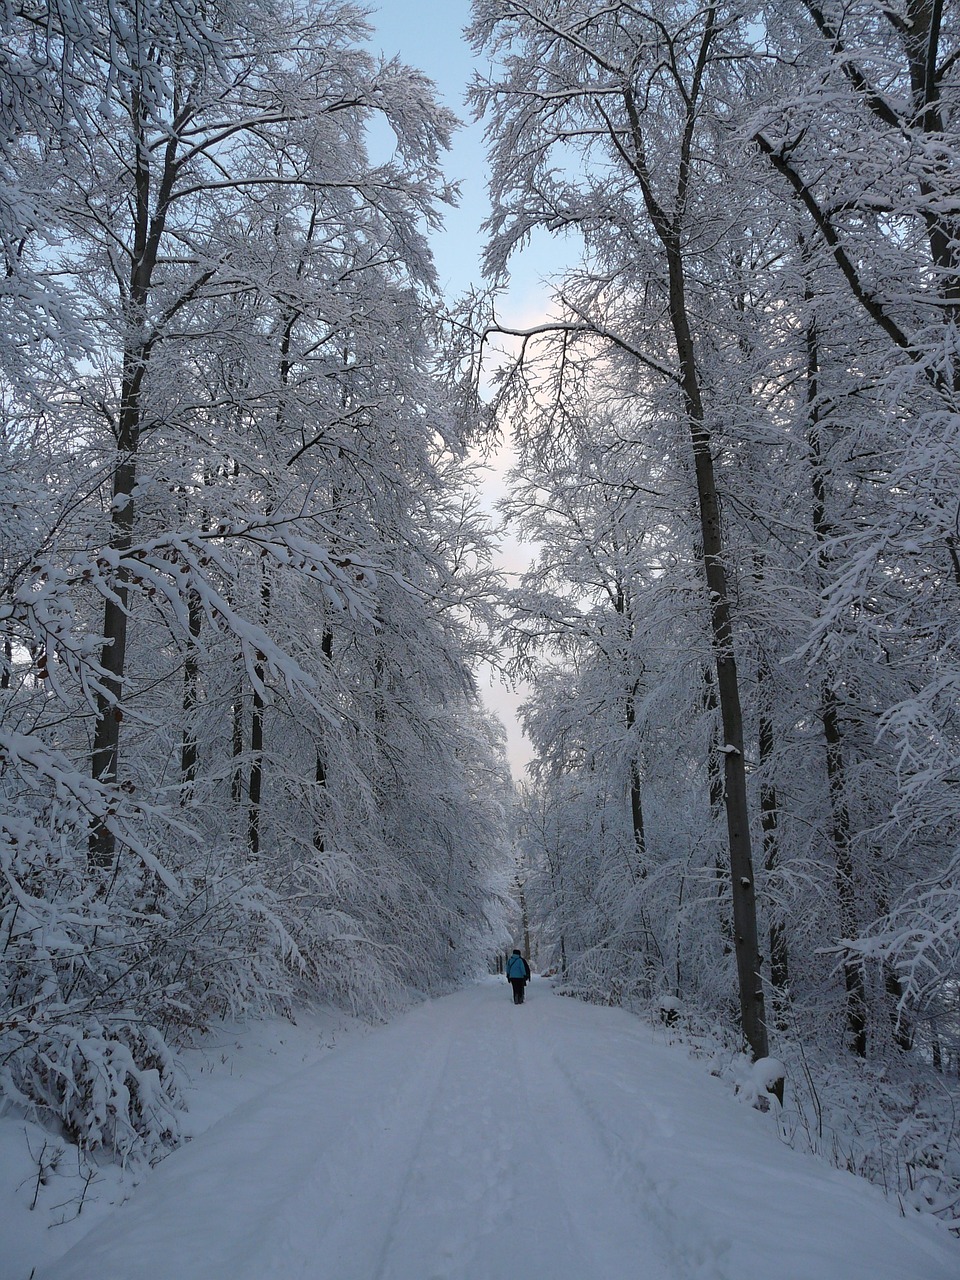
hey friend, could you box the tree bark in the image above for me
[88,391,141,868]
[803,261,868,1055]
[757,655,789,999]
[231,670,245,807]
[247,569,272,858]
[2,605,12,690]
[668,248,768,1058]
[88,82,179,869]
[248,674,264,857]
[616,10,768,1058]
[617,581,646,873]
[313,628,333,852]
[179,585,203,801]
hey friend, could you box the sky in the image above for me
[368,1,486,295]
[367,0,527,299]
[367,0,550,777]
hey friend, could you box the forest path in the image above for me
[37,979,956,1280]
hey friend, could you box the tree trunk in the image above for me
[248,674,264,857]
[88,82,179,869]
[313,628,333,852]
[899,0,960,324]
[701,665,726,822]
[88,396,140,870]
[628,752,645,862]
[618,20,768,1054]
[179,585,203,801]
[803,264,868,1055]
[231,670,244,807]
[518,877,532,962]
[247,571,272,857]
[703,664,734,956]
[668,247,767,1058]
[1,614,11,689]
[622,663,646,870]
[820,686,867,1055]
[757,655,789,999]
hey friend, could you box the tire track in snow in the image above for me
[548,1044,734,1280]
[372,986,539,1280]
[514,991,677,1280]
[235,1006,460,1280]
[367,1016,459,1280]
[32,981,959,1280]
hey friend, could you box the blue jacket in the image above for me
[506,953,529,981]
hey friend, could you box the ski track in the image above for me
[32,979,959,1280]
[529,1010,727,1280]
[515,1001,674,1279]
[530,1032,720,1280]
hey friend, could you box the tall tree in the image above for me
[471,0,769,1059]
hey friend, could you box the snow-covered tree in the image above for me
[0,0,511,1161]
[471,0,960,1082]
[751,0,960,1058]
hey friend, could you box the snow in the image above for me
[3,979,957,1280]
[752,1056,786,1090]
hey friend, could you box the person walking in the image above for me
[505,949,530,1004]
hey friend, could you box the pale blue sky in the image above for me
[368,0,490,298]
[368,0,568,310]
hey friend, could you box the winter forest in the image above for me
[2,0,960,1245]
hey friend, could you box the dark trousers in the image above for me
[509,977,526,1004]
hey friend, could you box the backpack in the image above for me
[507,954,528,980]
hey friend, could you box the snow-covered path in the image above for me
[35,979,957,1280]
